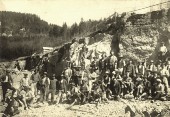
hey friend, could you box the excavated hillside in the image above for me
[79,9,170,64]
[113,9,170,62]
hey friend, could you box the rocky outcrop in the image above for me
[118,9,170,62]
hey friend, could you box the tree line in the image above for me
[0,11,111,60]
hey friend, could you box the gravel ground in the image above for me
[0,99,168,117]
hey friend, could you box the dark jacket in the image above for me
[1,74,13,83]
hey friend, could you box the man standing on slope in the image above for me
[30,67,41,97]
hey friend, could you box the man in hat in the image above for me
[99,53,107,74]
[157,60,162,73]
[148,60,157,72]
[161,74,169,96]
[159,64,169,95]
[90,81,102,105]
[80,79,89,104]
[125,60,135,78]
[110,74,122,99]
[133,76,143,100]
[108,51,117,73]
[40,72,50,102]
[20,73,31,91]
[150,71,160,97]
[117,54,125,75]
[103,70,112,99]
[72,66,82,86]
[66,83,81,109]
[123,75,134,97]
[90,57,97,71]
[1,70,16,104]
[46,74,57,104]
[64,66,72,84]
[24,86,34,108]
[141,76,152,100]
[159,42,167,61]
[88,69,99,92]
[160,63,169,77]
[30,67,41,97]
[56,73,68,104]
[153,79,164,100]
[136,61,145,76]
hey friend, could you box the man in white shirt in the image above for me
[160,64,169,77]
[20,73,30,91]
[64,66,72,84]
[109,51,117,72]
[40,72,50,102]
[159,42,167,61]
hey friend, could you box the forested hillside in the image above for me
[0,11,108,60]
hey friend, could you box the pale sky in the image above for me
[0,0,166,26]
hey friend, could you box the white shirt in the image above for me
[42,77,50,86]
[20,77,29,86]
[65,68,72,78]
[160,68,169,77]
[159,46,167,53]
[4,76,9,82]
[110,55,117,65]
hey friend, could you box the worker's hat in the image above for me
[44,72,47,75]
[156,79,161,83]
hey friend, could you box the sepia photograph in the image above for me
[1,0,170,116]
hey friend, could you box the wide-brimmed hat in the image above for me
[70,82,76,86]
[115,69,121,73]
[136,77,142,82]
[105,70,110,74]
[112,71,116,75]
[90,73,99,78]
[156,79,161,83]
[44,72,47,75]
[127,77,132,81]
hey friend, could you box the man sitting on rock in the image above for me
[110,74,122,100]
[153,79,165,101]
[141,76,151,100]
[123,75,134,98]
[66,83,81,109]
[80,79,89,104]
[24,87,34,108]
[90,81,103,107]
[133,75,143,100]
[2,94,20,117]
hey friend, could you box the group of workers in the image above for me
[1,40,170,117]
